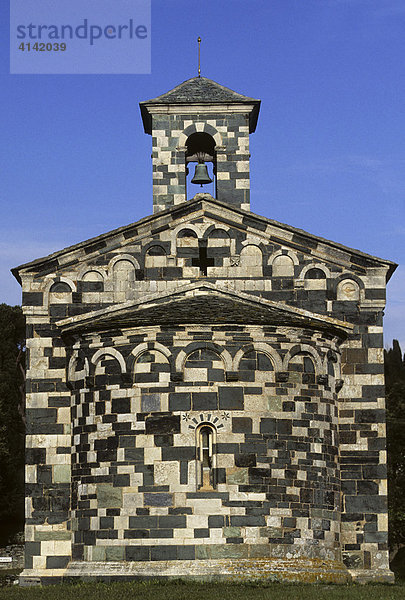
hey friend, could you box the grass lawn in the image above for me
[0,580,405,600]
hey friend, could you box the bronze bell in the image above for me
[191,161,212,186]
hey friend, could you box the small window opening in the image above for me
[197,424,215,490]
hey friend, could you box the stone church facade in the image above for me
[13,77,396,584]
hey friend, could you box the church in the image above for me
[13,75,396,584]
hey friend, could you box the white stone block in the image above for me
[235,179,249,189]
[186,515,208,528]
[154,461,179,486]
[144,447,162,464]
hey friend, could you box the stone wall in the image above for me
[17,197,393,582]
[0,545,24,571]
[69,325,342,566]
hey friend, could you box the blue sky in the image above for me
[1,0,404,349]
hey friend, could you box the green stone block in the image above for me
[210,544,248,559]
[223,527,241,538]
[341,521,356,531]
[168,185,183,194]
[249,544,270,558]
[35,530,71,541]
[267,396,283,412]
[92,546,106,561]
[53,464,71,483]
[195,545,211,559]
[227,467,249,485]
[105,546,124,561]
[97,484,122,508]
[288,372,301,383]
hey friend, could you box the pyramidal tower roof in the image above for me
[142,76,260,105]
[140,76,261,133]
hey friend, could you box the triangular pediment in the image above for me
[12,195,396,284]
[57,282,353,338]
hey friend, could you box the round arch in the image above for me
[178,123,222,148]
[268,249,299,267]
[175,342,232,373]
[107,254,140,275]
[298,263,331,281]
[68,353,89,382]
[233,343,282,372]
[91,348,127,374]
[283,344,323,372]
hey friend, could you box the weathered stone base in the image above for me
[349,568,395,584]
[20,558,352,586]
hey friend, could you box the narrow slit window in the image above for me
[197,425,215,490]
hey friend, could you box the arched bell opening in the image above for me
[185,132,216,200]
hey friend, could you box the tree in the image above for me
[0,304,25,545]
[385,340,405,563]
[385,339,405,390]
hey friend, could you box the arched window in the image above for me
[197,424,216,490]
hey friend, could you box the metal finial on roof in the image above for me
[198,37,201,77]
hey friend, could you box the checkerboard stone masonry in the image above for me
[12,77,397,585]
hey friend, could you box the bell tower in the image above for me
[140,76,260,214]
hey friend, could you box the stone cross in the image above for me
[192,241,215,275]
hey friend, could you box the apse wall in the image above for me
[69,325,343,566]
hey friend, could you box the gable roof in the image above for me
[11,194,397,284]
[57,282,354,338]
[140,76,261,133]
